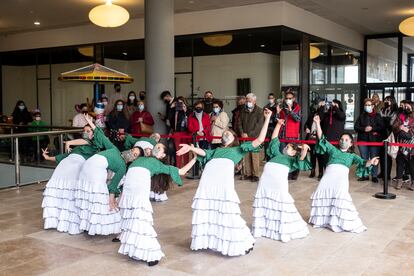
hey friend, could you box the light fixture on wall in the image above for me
[203,34,233,47]
[78,46,94,57]
[89,0,129,28]
[399,16,414,36]
[309,45,320,59]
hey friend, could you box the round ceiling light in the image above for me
[78,46,94,57]
[89,0,129,28]
[310,45,321,59]
[399,16,414,36]
[203,34,233,47]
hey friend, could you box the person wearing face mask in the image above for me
[12,100,33,128]
[159,90,176,132]
[118,143,197,266]
[168,96,191,168]
[203,91,214,114]
[210,100,229,149]
[392,101,414,190]
[264,93,282,161]
[278,90,301,180]
[252,118,312,242]
[354,98,385,183]
[72,103,90,129]
[176,108,272,256]
[108,100,130,150]
[237,93,264,182]
[125,91,138,119]
[310,115,379,233]
[378,96,398,180]
[41,114,114,234]
[74,115,143,236]
[231,96,246,131]
[28,111,50,160]
[139,90,146,101]
[130,101,154,135]
[108,83,127,108]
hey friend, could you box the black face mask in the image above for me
[82,110,88,114]
[195,107,203,113]
[204,99,212,104]
[399,107,405,113]
[405,109,412,115]
[116,88,121,92]
[140,95,145,101]
[384,102,390,108]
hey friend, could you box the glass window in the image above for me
[367,38,398,83]
[403,36,414,82]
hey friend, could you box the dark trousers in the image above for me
[396,153,414,179]
[194,140,210,175]
[358,145,381,177]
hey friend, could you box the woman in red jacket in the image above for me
[188,101,212,150]
[130,100,155,135]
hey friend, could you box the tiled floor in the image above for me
[0,170,414,275]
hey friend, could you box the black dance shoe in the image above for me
[148,261,159,266]
[245,247,254,255]
[112,237,120,243]
[371,177,379,183]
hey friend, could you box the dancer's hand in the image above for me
[42,148,51,160]
[313,115,320,124]
[301,143,310,152]
[264,108,272,119]
[64,141,72,153]
[176,144,193,156]
[366,156,380,167]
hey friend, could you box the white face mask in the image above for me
[246,102,254,109]
[268,99,275,105]
[138,104,144,111]
[129,96,135,101]
[18,105,25,110]
[364,106,373,113]
[213,107,221,114]
[286,99,293,106]
[35,116,41,121]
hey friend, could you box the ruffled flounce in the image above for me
[75,180,121,236]
[252,188,309,242]
[42,178,81,234]
[118,195,164,262]
[309,188,366,233]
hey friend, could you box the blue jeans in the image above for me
[358,145,380,177]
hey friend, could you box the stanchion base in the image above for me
[186,175,200,180]
[374,192,396,199]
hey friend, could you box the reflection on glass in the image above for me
[367,38,398,83]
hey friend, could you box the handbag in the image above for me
[140,122,154,134]
[387,132,398,159]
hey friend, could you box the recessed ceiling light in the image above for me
[34,21,40,25]
[122,52,128,56]
[260,44,266,48]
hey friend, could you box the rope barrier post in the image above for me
[36,134,41,164]
[375,140,396,200]
[186,133,200,180]
[14,137,20,187]
[59,134,64,155]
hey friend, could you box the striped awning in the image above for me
[58,63,133,83]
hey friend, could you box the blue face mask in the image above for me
[116,105,123,111]
[213,107,221,114]
[246,102,254,109]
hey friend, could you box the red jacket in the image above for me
[188,112,212,141]
[279,103,301,139]
[130,110,154,134]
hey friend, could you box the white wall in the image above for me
[0,2,363,52]
[2,52,279,124]
[280,50,300,87]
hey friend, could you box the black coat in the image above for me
[319,107,346,141]
[354,112,385,142]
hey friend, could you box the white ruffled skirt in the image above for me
[75,154,121,235]
[118,167,165,262]
[252,163,309,242]
[309,164,367,233]
[42,153,84,234]
[191,158,255,256]
[150,191,168,202]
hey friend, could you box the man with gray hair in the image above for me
[237,93,264,182]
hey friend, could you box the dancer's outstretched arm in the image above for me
[271,119,285,139]
[178,155,198,175]
[252,108,272,148]
[299,144,310,160]
[176,144,206,157]
[313,115,323,140]
[42,148,56,162]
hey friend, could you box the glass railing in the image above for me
[0,125,82,189]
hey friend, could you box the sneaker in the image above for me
[372,177,379,183]
[148,261,159,266]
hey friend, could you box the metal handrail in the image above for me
[0,128,83,188]
[0,123,80,130]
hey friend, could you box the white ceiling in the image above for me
[0,0,414,35]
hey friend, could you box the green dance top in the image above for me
[55,128,110,164]
[316,135,370,178]
[129,157,182,186]
[197,141,261,166]
[266,137,312,172]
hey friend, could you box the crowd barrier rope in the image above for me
[130,132,414,201]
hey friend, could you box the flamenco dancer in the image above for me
[309,115,379,233]
[74,115,143,236]
[42,114,110,234]
[124,133,168,202]
[118,143,197,266]
[177,108,272,256]
[252,118,312,242]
